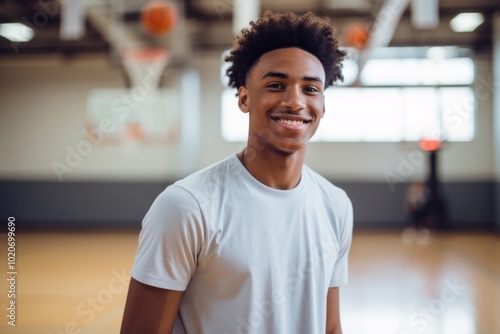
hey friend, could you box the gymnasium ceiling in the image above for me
[0,0,499,57]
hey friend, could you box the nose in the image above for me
[280,86,306,111]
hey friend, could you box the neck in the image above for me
[238,145,306,190]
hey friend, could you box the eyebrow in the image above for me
[262,71,323,84]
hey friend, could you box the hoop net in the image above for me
[120,47,169,148]
[122,47,169,89]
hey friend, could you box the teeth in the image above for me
[277,118,306,126]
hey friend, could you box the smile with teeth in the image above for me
[273,117,310,126]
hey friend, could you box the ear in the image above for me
[238,86,250,113]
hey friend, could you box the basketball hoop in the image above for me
[122,47,169,89]
[419,138,441,152]
[119,47,170,148]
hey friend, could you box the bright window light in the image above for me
[450,13,484,32]
[440,87,475,141]
[0,23,35,42]
[221,89,248,142]
[338,59,359,86]
[317,88,366,141]
[438,58,475,85]
[442,306,476,334]
[402,88,440,140]
[426,46,447,59]
[362,58,474,85]
[316,88,403,141]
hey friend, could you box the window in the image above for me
[221,47,476,142]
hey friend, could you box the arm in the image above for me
[326,287,343,334]
[120,278,184,334]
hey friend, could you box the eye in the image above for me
[266,82,284,89]
[304,86,320,93]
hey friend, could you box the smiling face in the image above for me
[238,47,326,155]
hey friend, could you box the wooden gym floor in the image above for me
[0,229,498,334]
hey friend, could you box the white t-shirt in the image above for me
[131,154,353,334]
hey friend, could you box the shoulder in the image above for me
[172,155,241,204]
[143,184,201,228]
[177,155,238,188]
[147,158,240,220]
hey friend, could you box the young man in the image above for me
[121,11,353,334]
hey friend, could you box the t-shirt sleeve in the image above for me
[131,185,204,291]
[329,193,354,287]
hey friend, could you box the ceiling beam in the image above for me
[86,3,144,59]
[356,0,410,82]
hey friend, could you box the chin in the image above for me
[251,129,312,155]
[272,139,309,155]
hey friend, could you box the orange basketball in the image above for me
[141,0,178,36]
[345,24,369,49]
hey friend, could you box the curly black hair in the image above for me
[225,11,346,92]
